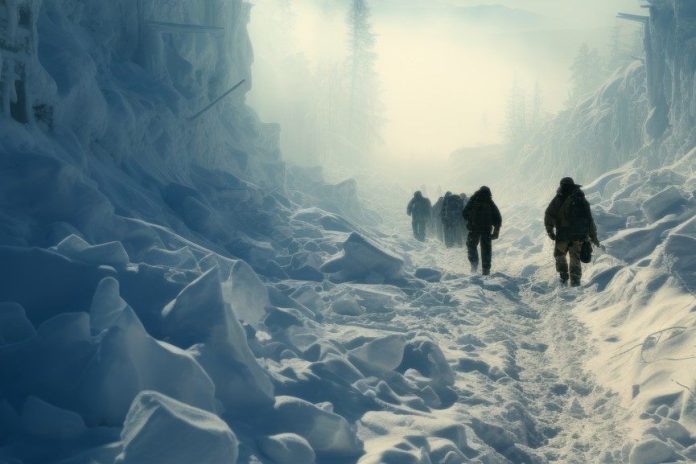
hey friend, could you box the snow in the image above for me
[117,391,238,464]
[1,0,695,463]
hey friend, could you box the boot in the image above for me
[559,273,569,286]
[470,263,478,274]
[570,278,581,287]
[482,268,490,276]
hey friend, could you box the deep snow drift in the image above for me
[1,0,696,464]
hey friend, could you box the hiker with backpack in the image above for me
[463,186,502,275]
[407,191,432,242]
[544,177,600,287]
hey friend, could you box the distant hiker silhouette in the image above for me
[407,191,432,242]
[463,186,502,276]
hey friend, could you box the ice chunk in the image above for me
[20,396,86,439]
[641,186,687,222]
[271,396,362,457]
[0,302,36,345]
[321,233,403,283]
[350,335,406,371]
[80,303,217,425]
[160,268,274,412]
[141,247,199,270]
[259,433,316,464]
[222,260,270,326]
[0,246,112,325]
[116,391,238,464]
[628,438,678,464]
[331,299,363,316]
[54,235,130,269]
[90,277,129,334]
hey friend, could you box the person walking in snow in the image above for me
[544,177,600,287]
[432,195,445,242]
[407,191,432,242]
[441,192,464,248]
[463,186,502,275]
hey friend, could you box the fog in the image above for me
[248,0,643,168]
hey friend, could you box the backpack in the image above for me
[468,200,494,230]
[559,192,591,239]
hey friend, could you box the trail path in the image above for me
[323,239,629,463]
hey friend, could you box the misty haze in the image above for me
[1,1,695,464]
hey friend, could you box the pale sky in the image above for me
[249,0,645,163]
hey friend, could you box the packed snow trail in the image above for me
[315,234,631,463]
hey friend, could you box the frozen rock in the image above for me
[641,186,687,222]
[628,438,677,464]
[293,208,356,233]
[350,335,406,371]
[222,260,270,326]
[20,396,86,439]
[116,391,238,464]
[321,233,403,283]
[331,299,363,316]
[259,433,316,464]
[271,396,362,457]
[0,302,36,345]
[54,235,130,269]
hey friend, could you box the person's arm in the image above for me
[492,203,502,239]
[407,199,414,216]
[544,199,558,240]
[587,201,599,245]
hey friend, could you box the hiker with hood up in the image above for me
[431,195,445,242]
[544,177,600,287]
[463,186,502,275]
[407,191,432,241]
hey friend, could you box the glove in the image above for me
[547,230,556,241]
[491,228,500,240]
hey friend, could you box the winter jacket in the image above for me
[545,186,598,242]
[463,191,502,232]
[408,196,432,221]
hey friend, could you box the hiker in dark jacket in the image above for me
[441,192,465,248]
[545,177,600,287]
[407,191,432,241]
[463,186,502,275]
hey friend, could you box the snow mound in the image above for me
[117,391,238,464]
[270,396,363,457]
[350,334,407,371]
[321,233,404,283]
[259,433,316,464]
[0,302,36,345]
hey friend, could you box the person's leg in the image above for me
[554,241,570,284]
[412,220,419,239]
[481,232,493,275]
[417,221,426,241]
[569,241,583,286]
[467,230,480,271]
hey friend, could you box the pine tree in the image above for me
[504,78,528,148]
[345,0,382,160]
[568,43,604,105]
